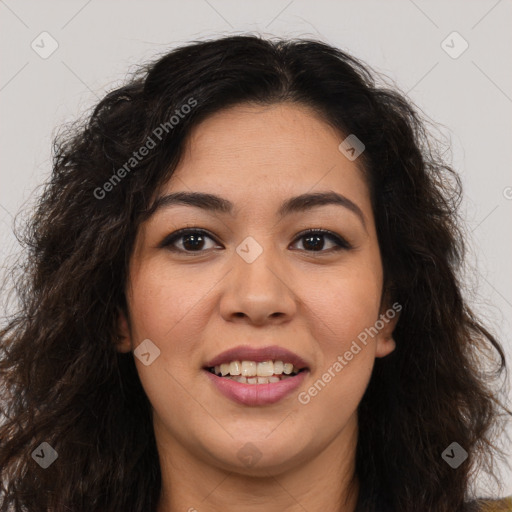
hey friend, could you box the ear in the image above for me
[375,301,401,358]
[115,308,133,353]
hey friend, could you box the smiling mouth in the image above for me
[206,360,306,385]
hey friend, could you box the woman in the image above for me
[0,35,510,512]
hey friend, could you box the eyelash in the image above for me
[159,227,352,255]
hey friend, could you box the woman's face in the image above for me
[117,102,397,476]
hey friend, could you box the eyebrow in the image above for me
[145,190,366,229]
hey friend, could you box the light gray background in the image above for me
[1,0,511,498]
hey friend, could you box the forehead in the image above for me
[161,102,372,219]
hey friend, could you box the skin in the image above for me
[116,102,399,512]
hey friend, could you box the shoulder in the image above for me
[468,497,512,511]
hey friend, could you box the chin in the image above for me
[205,435,312,476]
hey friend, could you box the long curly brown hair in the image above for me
[0,35,510,512]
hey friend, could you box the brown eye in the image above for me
[291,229,351,252]
[160,229,220,253]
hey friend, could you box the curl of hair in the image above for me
[1,35,509,512]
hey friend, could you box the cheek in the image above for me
[330,284,381,349]
[299,260,381,408]
[129,260,203,335]
[126,266,211,424]
[126,263,215,369]
[299,282,378,423]
[307,262,382,352]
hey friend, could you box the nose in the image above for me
[219,243,297,326]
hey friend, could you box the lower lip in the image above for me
[204,369,308,406]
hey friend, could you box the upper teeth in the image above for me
[213,360,299,377]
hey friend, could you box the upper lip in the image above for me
[204,345,309,370]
